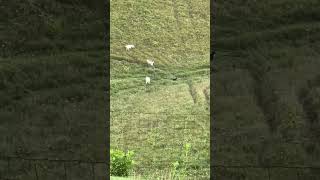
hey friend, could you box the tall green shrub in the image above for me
[110,149,135,177]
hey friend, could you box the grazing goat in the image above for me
[145,76,151,84]
[125,44,135,51]
[146,59,154,67]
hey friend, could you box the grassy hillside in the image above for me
[110,0,210,179]
[0,0,106,163]
[214,0,320,179]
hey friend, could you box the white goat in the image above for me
[145,76,151,84]
[146,59,154,67]
[125,44,135,51]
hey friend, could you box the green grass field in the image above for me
[111,0,210,179]
[6,0,320,179]
[214,0,320,179]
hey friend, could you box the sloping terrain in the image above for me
[0,1,107,179]
[110,0,210,178]
[213,0,320,179]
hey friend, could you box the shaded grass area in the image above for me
[111,0,210,178]
[0,50,107,159]
[0,0,105,57]
[214,0,320,178]
[0,0,107,169]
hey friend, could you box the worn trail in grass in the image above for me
[111,0,210,178]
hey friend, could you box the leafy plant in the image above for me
[110,149,135,177]
[171,143,192,179]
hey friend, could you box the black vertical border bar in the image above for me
[210,0,216,179]
[104,0,111,179]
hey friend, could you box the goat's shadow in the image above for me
[145,84,152,93]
